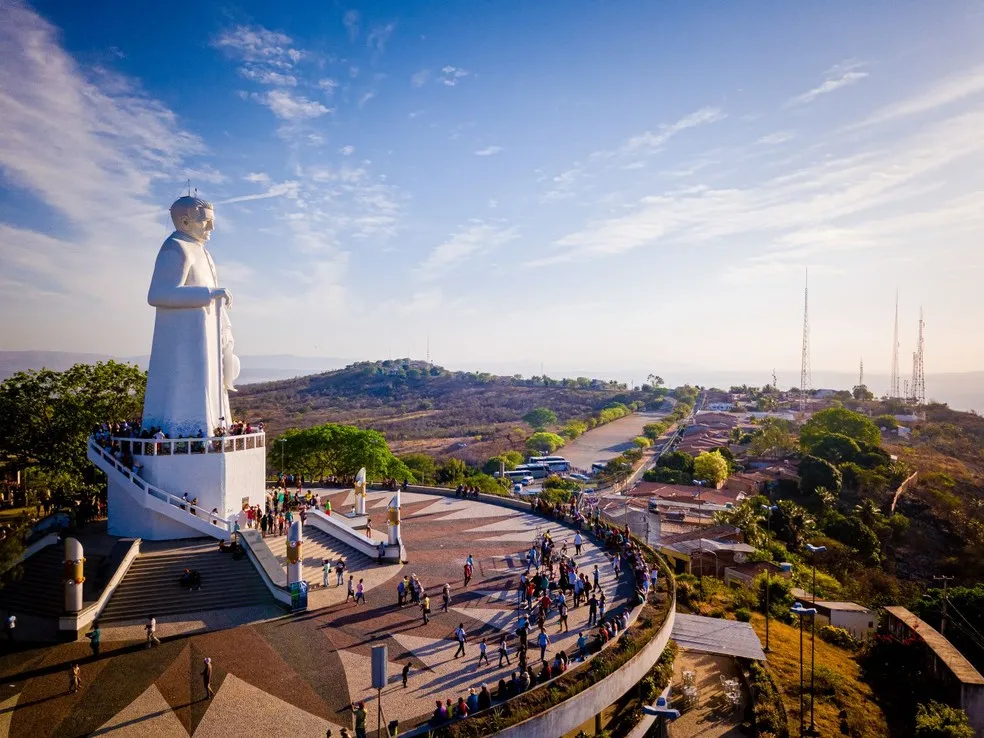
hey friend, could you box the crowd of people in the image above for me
[92,419,263,442]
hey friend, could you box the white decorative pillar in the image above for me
[63,537,85,613]
[354,467,367,516]
[286,519,303,585]
[387,490,401,547]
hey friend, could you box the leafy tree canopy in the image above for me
[693,450,729,486]
[526,431,565,454]
[272,423,410,481]
[400,453,437,484]
[799,454,843,495]
[810,433,861,464]
[658,450,695,473]
[522,407,558,430]
[800,407,881,452]
[915,701,974,738]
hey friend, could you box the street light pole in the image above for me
[279,438,287,474]
[805,544,826,736]
[761,504,778,653]
[791,602,818,738]
[695,481,705,600]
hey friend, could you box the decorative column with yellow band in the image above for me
[354,467,367,516]
[387,489,401,547]
[63,537,85,613]
[286,519,303,585]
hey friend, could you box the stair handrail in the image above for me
[88,438,236,532]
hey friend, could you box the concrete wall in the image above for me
[495,602,676,738]
[830,610,875,638]
[106,476,197,540]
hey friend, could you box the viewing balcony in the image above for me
[102,431,266,457]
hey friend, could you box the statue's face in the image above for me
[181,206,214,243]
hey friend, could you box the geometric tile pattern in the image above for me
[0,491,630,736]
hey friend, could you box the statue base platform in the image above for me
[339,512,369,530]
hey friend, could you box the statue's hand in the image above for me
[210,288,233,308]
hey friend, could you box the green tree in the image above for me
[693,451,728,486]
[799,455,843,495]
[400,453,437,484]
[874,414,900,430]
[436,457,467,485]
[714,496,769,547]
[774,499,814,550]
[800,407,881,451]
[562,420,588,440]
[522,407,558,430]
[272,424,410,481]
[526,432,566,454]
[482,451,524,475]
[749,418,796,459]
[852,384,875,401]
[658,450,695,474]
[634,436,652,449]
[810,433,861,464]
[915,701,974,738]
[643,421,669,441]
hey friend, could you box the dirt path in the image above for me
[559,411,666,470]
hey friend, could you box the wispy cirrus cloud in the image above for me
[788,60,868,106]
[418,221,518,278]
[440,66,469,86]
[474,146,503,156]
[239,67,296,86]
[343,10,360,41]
[411,69,431,88]
[367,23,395,53]
[849,63,984,129]
[251,89,332,120]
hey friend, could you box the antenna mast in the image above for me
[859,357,864,388]
[913,309,926,405]
[890,292,900,398]
[800,269,811,413]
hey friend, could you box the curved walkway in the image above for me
[0,491,632,737]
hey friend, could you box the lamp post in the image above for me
[761,504,778,652]
[279,438,287,475]
[790,601,817,737]
[643,695,681,738]
[805,543,827,736]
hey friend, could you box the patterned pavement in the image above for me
[0,491,632,737]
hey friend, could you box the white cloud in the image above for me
[411,69,431,88]
[788,61,868,106]
[239,66,296,86]
[440,66,469,87]
[318,78,338,94]
[255,90,332,120]
[213,25,303,68]
[215,180,300,205]
[474,145,503,156]
[244,172,271,184]
[488,199,498,209]
[615,107,726,158]
[850,63,984,129]
[367,23,395,53]
[339,145,355,156]
[358,91,376,108]
[757,131,795,145]
[343,10,360,40]
[418,221,518,278]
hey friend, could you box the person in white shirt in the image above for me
[573,532,583,556]
[146,615,160,647]
[6,614,15,645]
[454,624,467,658]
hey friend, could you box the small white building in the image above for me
[792,588,875,638]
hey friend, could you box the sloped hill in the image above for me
[231,359,642,461]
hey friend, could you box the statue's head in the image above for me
[170,196,214,244]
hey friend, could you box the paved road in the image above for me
[560,410,667,470]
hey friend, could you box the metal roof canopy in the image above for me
[671,613,766,661]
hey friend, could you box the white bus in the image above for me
[530,456,571,473]
[497,469,535,485]
[515,462,550,479]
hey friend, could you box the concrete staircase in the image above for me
[1,545,64,617]
[97,538,276,623]
[262,526,375,586]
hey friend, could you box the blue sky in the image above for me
[1,0,983,379]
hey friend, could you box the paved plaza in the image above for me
[0,491,632,737]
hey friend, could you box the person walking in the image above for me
[402,662,411,688]
[462,561,472,587]
[477,638,489,666]
[346,575,356,603]
[421,594,431,624]
[598,592,607,622]
[201,657,214,700]
[498,635,511,667]
[557,602,569,633]
[573,532,583,556]
[397,577,407,607]
[69,663,82,694]
[85,621,101,657]
[593,564,601,592]
[323,559,332,588]
[453,623,467,658]
[441,583,451,613]
[537,629,550,662]
[145,615,160,648]
[355,579,366,605]
[352,701,368,738]
[336,557,346,586]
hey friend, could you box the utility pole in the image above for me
[934,575,954,635]
[914,308,926,405]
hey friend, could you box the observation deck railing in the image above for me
[103,431,265,458]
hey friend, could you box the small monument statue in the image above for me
[286,519,303,585]
[387,490,401,548]
[354,467,368,516]
[142,196,241,437]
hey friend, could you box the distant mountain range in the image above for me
[1,351,980,413]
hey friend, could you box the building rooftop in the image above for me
[884,606,984,686]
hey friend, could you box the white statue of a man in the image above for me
[141,196,241,437]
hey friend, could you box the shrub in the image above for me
[634,436,652,449]
[735,607,752,622]
[748,661,789,737]
[915,701,974,738]
[818,625,860,651]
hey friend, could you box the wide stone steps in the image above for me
[262,525,374,585]
[1,546,64,617]
[97,539,275,623]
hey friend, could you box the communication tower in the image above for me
[913,309,926,405]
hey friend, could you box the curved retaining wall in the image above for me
[494,600,676,738]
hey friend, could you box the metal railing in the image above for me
[88,438,235,533]
[103,431,265,457]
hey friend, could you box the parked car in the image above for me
[570,473,590,482]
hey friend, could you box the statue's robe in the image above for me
[142,231,237,437]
